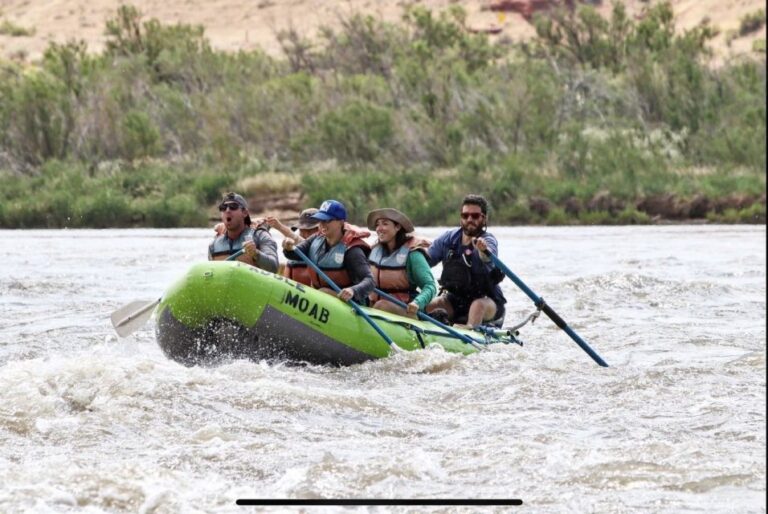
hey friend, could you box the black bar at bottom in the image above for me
[236,499,522,506]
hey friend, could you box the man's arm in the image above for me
[426,231,450,267]
[265,216,300,241]
[476,233,499,266]
[252,230,279,272]
[343,247,375,303]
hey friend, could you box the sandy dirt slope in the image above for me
[1,0,764,63]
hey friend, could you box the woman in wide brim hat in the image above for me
[366,208,415,234]
[366,208,437,319]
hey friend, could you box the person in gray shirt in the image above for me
[208,192,279,273]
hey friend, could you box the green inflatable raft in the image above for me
[155,261,520,366]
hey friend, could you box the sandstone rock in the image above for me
[587,190,625,215]
[528,196,552,217]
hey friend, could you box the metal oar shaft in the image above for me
[226,249,245,261]
[486,251,609,367]
[373,288,484,349]
[292,247,396,348]
[110,249,246,337]
[115,300,157,328]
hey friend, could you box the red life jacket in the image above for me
[283,261,313,286]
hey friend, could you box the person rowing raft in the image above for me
[425,194,506,328]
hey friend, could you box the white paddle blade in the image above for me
[110,299,160,337]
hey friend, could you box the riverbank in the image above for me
[0,3,765,228]
[0,159,764,228]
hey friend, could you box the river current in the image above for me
[0,225,765,513]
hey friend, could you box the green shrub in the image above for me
[122,111,162,159]
[616,205,651,224]
[738,203,766,223]
[315,100,394,163]
[0,2,764,228]
[193,173,234,203]
[494,199,531,225]
[237,172,302,196]
[579,210,616,225]
[74,189,134,227]
[0,19,35,37]
[545,207,572,226]
[739,9,766,37]
[142,194,205,227]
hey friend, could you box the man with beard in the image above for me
[208,192,279,272]
[425,194,506,328]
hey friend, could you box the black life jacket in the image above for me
[439,232,504,301]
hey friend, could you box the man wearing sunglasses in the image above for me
[425,194,506,328]
[208,192,279,272]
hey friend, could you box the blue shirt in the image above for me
[427,227,505,304]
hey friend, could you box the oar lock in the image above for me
[472,324,524,346]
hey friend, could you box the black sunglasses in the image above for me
[219,203,242,212]
[461,212,483,220]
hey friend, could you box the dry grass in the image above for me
[0,1,764,62]
[237,172,302,196]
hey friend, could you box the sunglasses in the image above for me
[219,203,242,212]
[461,212,484,220]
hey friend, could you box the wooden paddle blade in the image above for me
[110,299,160,337]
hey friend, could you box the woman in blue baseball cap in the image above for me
[282,200,375,304]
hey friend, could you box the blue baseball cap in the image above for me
[310,200,347,221]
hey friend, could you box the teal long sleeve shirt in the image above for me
[406,250,438,310]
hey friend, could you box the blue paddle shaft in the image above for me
[225,249,245,261]
[292,247,396,347]
[373,287,483,347]
[485,251,609,367]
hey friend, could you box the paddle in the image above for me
[291,247,401,353]
[372,287,485,350]
[110,249,245,337]
[484,250,609,367]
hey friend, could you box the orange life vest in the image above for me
[283,261,313,286]
[369,236,430,303]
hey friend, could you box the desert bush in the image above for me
[0,19,35,37]
[237,172,302,196]
[141,194,204,227]
[739,9,766,37]
[0,2,764,227]
[315,100,394,163]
